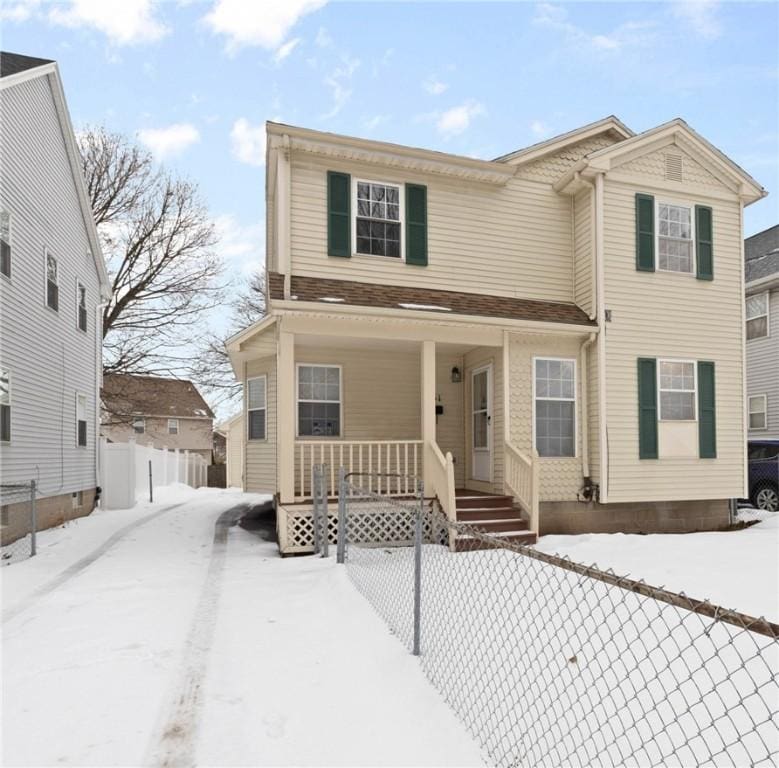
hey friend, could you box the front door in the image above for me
[471,364,492,482]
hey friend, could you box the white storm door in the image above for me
[471,364,492,482]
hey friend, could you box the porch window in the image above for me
[534,358,575,457]
[658,360,696,420]
[354,180,402,258]
[657,203,694,274]
[247,376,266,440]
[746,292,769,340]
[297,364,341,437]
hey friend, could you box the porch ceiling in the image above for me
[293,334,483,355]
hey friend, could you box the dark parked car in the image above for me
[747,440,779,511]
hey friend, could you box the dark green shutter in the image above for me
[635,193,655,272]
[695,205,713,280]
[638,357,658,459]
[405,183,428,266]
[698,361,716,458]
[327,171,351,257]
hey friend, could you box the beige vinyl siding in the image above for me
[506,334,587,501]
[511,135,620,181]
[618,146,723,189]
[435,351,466,488]
[289,155,574,303]
[746,287,779,439]
[245,357,277,494]
[226,416,243,488]
[602,179,745,501]
[573,187,594,317]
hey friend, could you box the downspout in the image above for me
[579,332,597,478]
[95,300,108,508]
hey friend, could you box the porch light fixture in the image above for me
[450,366,462,383]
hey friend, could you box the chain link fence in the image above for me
[0,481,37,565]
[339,474,779,768]
[748,456,779,511]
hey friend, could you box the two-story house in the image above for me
[101,374,215,463]
[0,52,111,539]
[226,116,766,551]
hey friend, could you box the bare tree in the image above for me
[79,127,224,378]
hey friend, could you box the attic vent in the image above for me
[664,153,683,182]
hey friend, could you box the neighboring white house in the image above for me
[220,413,244,489]
[745,224,779,440]
[0,51,111,541]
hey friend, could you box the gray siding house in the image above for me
[0,52,111,539]
[745,225,779,441]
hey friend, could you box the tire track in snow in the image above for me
[2,502,186,624]
[147,503,249,768]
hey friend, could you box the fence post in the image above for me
[29,479,37,557]
[413,479,424,656]
[174,448,180,484]
[148,460,153,503]
[321,465,329,559]
[312,464,322,555]
[185,450,190,487]
[336,467,347,564]
[128,438,136,506]
[162,447,168,485]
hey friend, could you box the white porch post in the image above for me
[278,329,295,503]
[421,340,436,492]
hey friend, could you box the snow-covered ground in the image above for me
[1,487,481,767]
[535,510,779,621]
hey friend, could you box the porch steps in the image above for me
[454,492,536,550]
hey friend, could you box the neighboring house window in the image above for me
[76,393,87,447]
[749,395,768,430]
[77,282,87,332]
[133,416,145,434]
[534,358,575,457]
[657,203,693,274]
[247,376,267,440]
[46,252,59,310]
[354,180,402,259]
[746,292,769,340]
[658,360,697,420]
[0,211,10,278]
[168,418,179,434]
[297,365,341,437]
[0,369,9,443]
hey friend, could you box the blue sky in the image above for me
[3,0,778,288]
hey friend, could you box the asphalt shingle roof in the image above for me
[0,51,54,78]
[102,374,214,420]
[745,225,779,283]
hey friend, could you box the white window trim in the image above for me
[531,356,578,459]
[44,248,59,312]
[75,391,87,448]
[655,198,696,276]
[0,210,11,282]
[295,363,343,439]
[748,394,768,431]
[132,415,145,434]
[657,358,698,422]
[0,367,10,444]
[168,418,179,435]
[351,178,405,262]
[246,374,268,442]
[76,279,87,332]
[746,290,770,341]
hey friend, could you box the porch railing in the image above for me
[426,441,457,550]
[504,442,539,534]
[295,440,423,500]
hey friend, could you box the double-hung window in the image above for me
[77,282,87,332]
[749,395,767,430]
[0,211,10,278]
[746,292,769,340]
[297,365,341,437]
[658,360,696,420]
[133,416,145,434]
[46,252,59,310]
[657,203,693,274]
[76,393,87,447]
[247,376,267,440]
[355,181,402,258]
[534,358,576,457]
[0,369,10,443]
[168,418,179,435]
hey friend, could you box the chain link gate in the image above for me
[337,475,779,768]
[0,480,37,564]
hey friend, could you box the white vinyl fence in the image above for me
[99,438,208,510]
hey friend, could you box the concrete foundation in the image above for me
[1,488,97,546]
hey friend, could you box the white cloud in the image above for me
[230,118,266,166]
[530,120,549,139]
[203,0,326,54]
[138,123,200,159]
[0,0,40,22]
[423,75,448,95]
[315,26,332,47]
[322,55,360,119]
[363,114,389,132]
[671,0,722,40]
[214,214,265,275]
[49,0,167,45]
[274,37,301,63]
[436,100,485,139]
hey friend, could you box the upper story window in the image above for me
[0,211,10,278]
[0,369,10,443]
[746,292,769,340]
[297,364,341,437]
[46,252,59,311]
[658,360,696,420]
[133,416,145,434]
[354,181,403,259]
[76,393,87,447]
[534,358,576,458]
[168,418,179,435]
[657,203,693,274]
[77,283,87,332]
